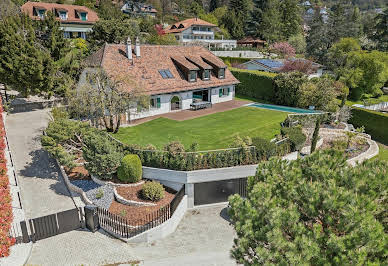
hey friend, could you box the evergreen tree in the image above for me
[373,8,388,51]
[0,15,56,97]
[259,0,282,43]
[209,0,220,12]
[306,8,329,63]
[327,1,348,45]
[245,0,267,38]
[222,0,253,39]
[280,0,302,40]
[347,6,363,38]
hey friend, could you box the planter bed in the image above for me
[320,138,370,159]
[109,184,175,225]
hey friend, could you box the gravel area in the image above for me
[71,180,114,209]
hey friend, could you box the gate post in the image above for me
[84,205,99,233]
[20,221,30,243]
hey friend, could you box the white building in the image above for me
[82,39,239,123]
[164,18,237,50]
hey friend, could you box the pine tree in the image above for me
[0,15,56,97]
[280,0,302,40]
[310,117,320,154]
[306,8,329,63]
[347,6,363,38]
[245,0,267,37]
[209,0,220,12]
[373,8,388,51]
[259,0,283,43]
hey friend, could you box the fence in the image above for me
[97,185,185,239]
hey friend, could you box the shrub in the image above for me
[332,138,347,151]
[231,68,276,101]
[83,131,123,179]
[141,181,165,202]
[281,126,306,151]
[349,107,388,145]
[163,141,185,155]
[252,137,277,160]
[273,72,308,107]
[117,154,142,183]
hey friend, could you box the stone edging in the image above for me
[347,138,379,166]
[113,187,156,207]
[91,174,145,187]
[56,159,93,206]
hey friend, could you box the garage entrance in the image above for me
[194,178,247,206]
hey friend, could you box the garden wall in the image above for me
[349,107,388,145]
[230,68,276,101]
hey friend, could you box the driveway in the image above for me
[26,205,237,265]
[5,109,76,219]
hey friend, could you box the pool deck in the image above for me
[125,100,252,126]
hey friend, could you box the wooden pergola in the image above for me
[237,37,266,48]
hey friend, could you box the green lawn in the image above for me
[114,107,288,150]
[345,95,388,106]
[375,143,388,162]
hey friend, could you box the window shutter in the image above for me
[219,89,222,97]
[227,88,230,95]
[157,98,161,108]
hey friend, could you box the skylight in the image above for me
[159,69,174,79]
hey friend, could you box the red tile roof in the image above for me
[164,18,216,34]
[85,44,239,95]
[21,2,99,24]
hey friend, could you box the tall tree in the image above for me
[280,0,302,39]
[229,150,388,265]
[327,1,349,45]
[0,15,56,97]
[222,0,253,39]
[245,0,267,38]
[306,8,329,63]
[347,6,363,38]
[373,8,388,51]
[209,0,220,12]
[259,0,282,43]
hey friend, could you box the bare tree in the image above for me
[68,70,148,133]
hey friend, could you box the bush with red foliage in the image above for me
[0,97,15,258]
[280,59,317,74]
[269,42,296,58]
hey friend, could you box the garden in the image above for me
[0,97,14,257]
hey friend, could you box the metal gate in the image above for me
[11,208,83,243]
[194,178,247,206]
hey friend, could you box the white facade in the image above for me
[129,85,235,120]
[174,27,237,50]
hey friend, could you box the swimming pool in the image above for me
[249,103,321,114]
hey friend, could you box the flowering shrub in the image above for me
[0,97,15,257]
[269,42,296,58]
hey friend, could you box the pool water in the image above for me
[249,103,321,114]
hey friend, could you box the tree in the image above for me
[97,0,126,20]
[221,0,253,39]
[306,8,329,63]
[0,0,19,20]
[279,0,302,39]
[68,70,148,133]
[298,78,339,111]
[273,72,307,107]
[288,33,306,54]
[327,1,349,45]
[373,8,388,51]
[90,19,140,49]
[280,59,315,74]
[209,0,220,12]
[259,0,282,43]
[0,15,57,97]
[229,150,388,265]
[347,6,363,38]
[310,117,320,154]
[326,38,362,72]
[269,42,296,58]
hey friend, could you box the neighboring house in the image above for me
[237,37,266,49]
[82,39,239,122]
[21,2,98,39]
[237,58,324,78]
[121,1,157,17]
[164,18,237,50]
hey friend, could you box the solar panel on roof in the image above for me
[256,59,284,69]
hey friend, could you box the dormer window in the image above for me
[80,12,87,21]
[178,24,184,29]
[218,68,225,79]
[203,69,210,80]
[59,11,67,20]
[37,9,46,19]
[189,71,196,82]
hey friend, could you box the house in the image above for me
[82,38,239,121]
[21,2,98,39]
[121,1,157,18]
[164,18,237,50]
[237,58,324,77]
[237,37,266,49]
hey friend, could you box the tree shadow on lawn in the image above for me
[19,148,72,197]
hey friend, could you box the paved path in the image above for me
[26,205,237,266]
[5,109,76,219]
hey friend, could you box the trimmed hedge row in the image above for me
[0,97,15,257]
[349,107,388,145]
[220,57,251,66]
[230,68,276,101]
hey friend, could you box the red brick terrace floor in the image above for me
[127,99,252,126]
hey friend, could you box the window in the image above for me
[159,69,174,79]
[150,97,161,108]
[38,9,45,19]
[219,87,230,97]
[203,69,210,80]
[218,68,225,79]
[59,11,67,20]
[63,31,71,39]
[80,12,87,21]
[189,71,196,82]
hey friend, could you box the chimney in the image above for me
[135,36,141,58]
[126,37,132,61]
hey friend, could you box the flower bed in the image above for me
[0,98,15,257]
[319,136,370,159]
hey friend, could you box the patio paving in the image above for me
[127,99,251,126]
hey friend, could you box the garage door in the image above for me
[194,178,247,206]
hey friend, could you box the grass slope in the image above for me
[375,143,388,162]
[114,107,288,150]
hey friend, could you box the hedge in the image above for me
[230,68,276,101]
[0,97,15,257]
[220,57,251,66]
[349,107,388,145]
